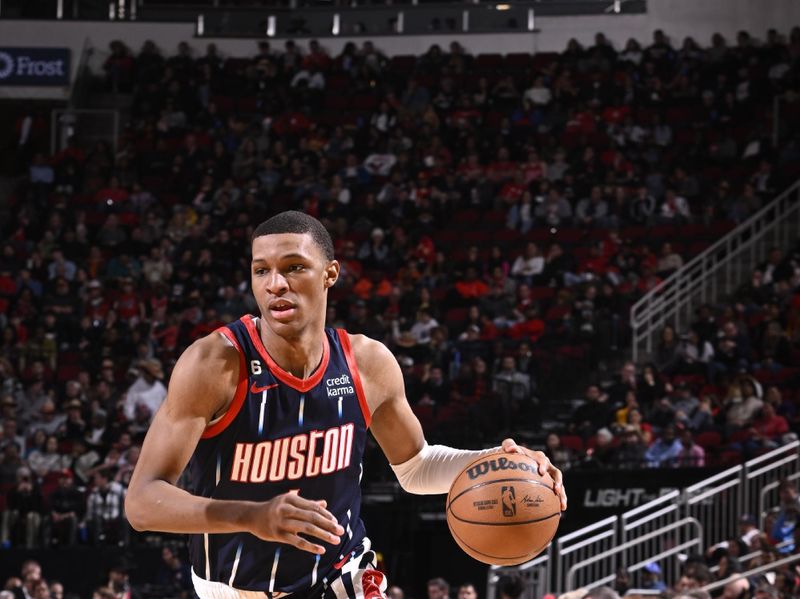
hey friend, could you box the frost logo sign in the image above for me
[0,52,14,79]
[0,48,70,86]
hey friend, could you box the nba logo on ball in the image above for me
[447,453,561,565]
[501,486,516,516]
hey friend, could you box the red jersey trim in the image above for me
[202,327,248,439]
[242,315,330,393]
[336,329,371,428]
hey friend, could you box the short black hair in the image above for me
[252,211,335,261]
[497,576,524,599]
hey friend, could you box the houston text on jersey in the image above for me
[230,423,355,483]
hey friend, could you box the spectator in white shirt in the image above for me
[511,242,545,286]
[409,310,440,345]
[122,359,167,423]
[660,188,691,223]
[85,469,127,546]
[523,76,552,106]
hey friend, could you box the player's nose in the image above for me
[264,271,289,294]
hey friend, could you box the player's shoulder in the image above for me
[176,328,239,373]
[341,332,400,378]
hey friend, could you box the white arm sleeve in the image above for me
[390,443,501,495]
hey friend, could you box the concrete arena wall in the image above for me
[0,0,798,99]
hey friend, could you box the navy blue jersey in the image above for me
[187,315,371,594]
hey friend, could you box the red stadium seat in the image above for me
[695,431,722,450]
[559,434,584,452]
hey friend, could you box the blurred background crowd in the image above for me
[0,22,799,598]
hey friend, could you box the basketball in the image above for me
[446,452,561,566]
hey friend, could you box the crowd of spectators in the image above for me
[2,547,193,599]
[0,25,799,574]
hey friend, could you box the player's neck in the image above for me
[260,322,325,379]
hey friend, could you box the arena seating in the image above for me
[0,28,799,599]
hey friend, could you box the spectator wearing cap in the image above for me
[770,479,800,554]
[68,437,100,486]
[62,399,87,441]
[28,401,66,437]
[43,469,84,547]
[397,355,422,403]
[122,359,167,423]
[0,466,44,549]
[645,424,683,467]
[357,228,392,271]
[642,563,667,592]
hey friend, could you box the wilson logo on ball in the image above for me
[466,457,534,480]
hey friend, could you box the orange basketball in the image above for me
[446,452,561,566]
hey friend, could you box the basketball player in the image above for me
[126,211,567,599]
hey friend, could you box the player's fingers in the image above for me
[282,532,327,555]
[286,518,341,545]
[548,462,564,486]
[501,438,524,454]
[527,450,550,476]
[287,493,338,524]
[302,509,345,536]
[286,503,343,535]
[559,488,568,512]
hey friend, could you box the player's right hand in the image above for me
[249,491,344,555]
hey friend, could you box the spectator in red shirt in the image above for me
[748,402,789,450]
[454,267,490,300]
[486,148,517,183]
[113,278,144,324]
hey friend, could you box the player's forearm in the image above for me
[125,479,256,534]
[391,443,501,495]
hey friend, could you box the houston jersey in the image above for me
[187,315,371,594]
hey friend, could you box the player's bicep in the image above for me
[129,338,236,487]
[134,401,208,485]
[352,335,425,465]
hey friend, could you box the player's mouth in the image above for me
[268,300,297,321]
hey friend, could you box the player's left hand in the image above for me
[502,438,567,511]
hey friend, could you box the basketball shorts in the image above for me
[191,538,387,599]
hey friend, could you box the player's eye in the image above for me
[254,268,266,276]
[288,264,304,272]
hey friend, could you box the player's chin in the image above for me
[266,306,300,324]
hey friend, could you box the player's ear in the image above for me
[323,260,340,289]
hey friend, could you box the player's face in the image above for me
[251,233,338,336]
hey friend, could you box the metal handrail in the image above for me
[565,518,703,590]
[702,553,800,593]
[631,178,800,362]
[493,441,800,594]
